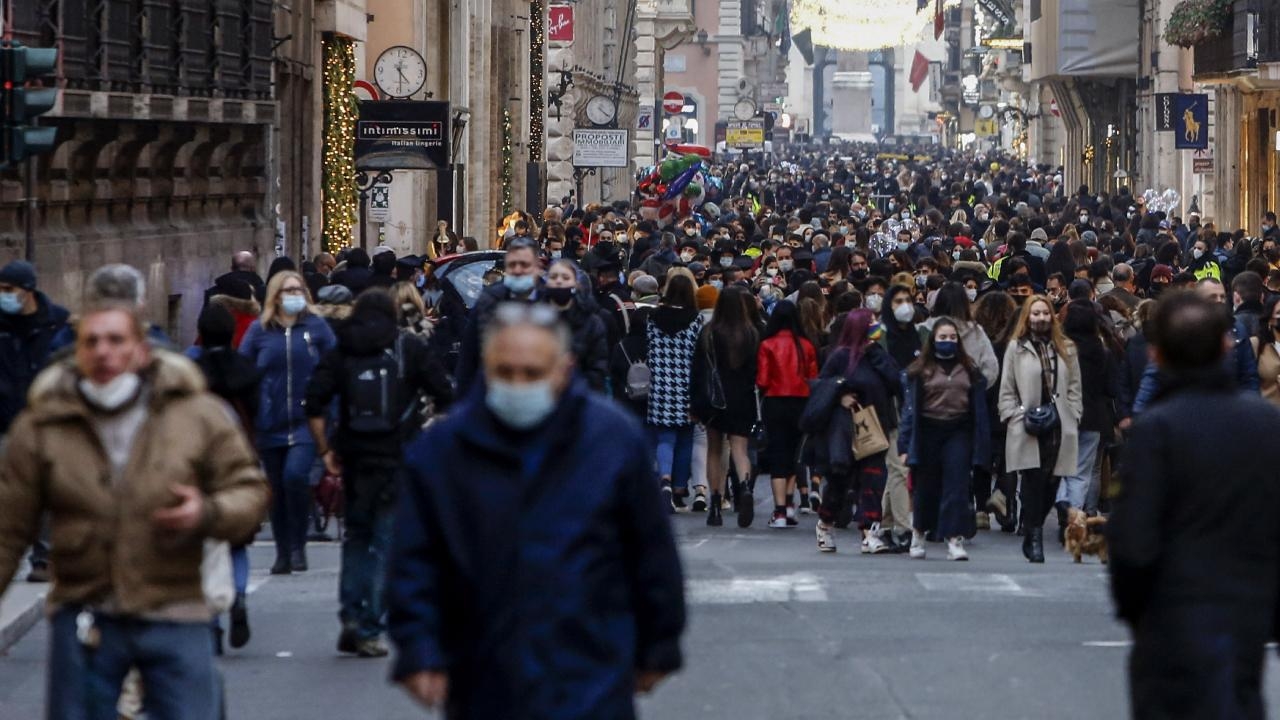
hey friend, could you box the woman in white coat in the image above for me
[998,295,1082,563]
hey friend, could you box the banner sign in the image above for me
[356,100,451,170]
[548,5,574,42]
[975,0,1014,27]
[726,120,765,148]
[1173,93,1209,150]
[572,129,629,167]
[1156,93,1176,132]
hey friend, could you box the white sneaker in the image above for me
[785,505,798,526]
[946,537,969,561]
[861,532,888,554]
[768,511,789,529]
[799,497,813,515]
[816,522,836,553]
[909,529,927,559]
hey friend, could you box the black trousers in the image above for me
[1129,605,1267,720]
[1018,431,1061,529]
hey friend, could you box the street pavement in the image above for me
[4,505,1280,718]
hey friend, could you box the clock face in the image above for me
[978,105,995,119]
[586,95,616,126]
[374,46,427,99]
[734,99,756,121]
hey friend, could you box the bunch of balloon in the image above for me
[636,144,712,223]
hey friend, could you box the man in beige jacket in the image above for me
[0,300,269,720]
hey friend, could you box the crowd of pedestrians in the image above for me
[2,143,1280,718]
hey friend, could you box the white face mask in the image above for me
[720,257,734,268]
[965,288,978,302]
[766,267,779,277]
[78,372,142,412]
[893,303,915,324]
[485,379,557,430]
[1193,248,1205,260]
[680,251,695,263]
[865,293,884,312]
[779,259,794,272]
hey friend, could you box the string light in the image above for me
[501,107,514,216]
[321,36,358,253]
[530,0,545,162]
[790,0,961,51]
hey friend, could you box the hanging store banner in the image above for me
[1156,93,1176,132]
[356,100,452,170]
[975,0,1014,28]
[572,129,629,167]
[1173,93,1209,150]
[548,6,575,42]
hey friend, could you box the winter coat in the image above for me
[304,309,454,461]
[238,313,337,449]
[185,345,262,435]
[0,351,269,614]
[997,337,1084,477]
[819,343,902,431]
[559,299,610,392]
[0,291,69,434]
[898,366,991,469]
[1132,318,1259,413]
[1109,368,1280,625]
[387,380,685,720]
[691,325,760,434]
[801,376,855,475]
[205,294,261,349]
[645,305,704,427]
[917,316,1000,388]
[455,281,548,394]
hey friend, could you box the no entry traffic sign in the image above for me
[663,91,685,114]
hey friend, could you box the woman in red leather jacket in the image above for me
[756,300,820,529]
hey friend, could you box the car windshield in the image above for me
[442,258,499,309]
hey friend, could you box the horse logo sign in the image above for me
[1174,93,1209,150]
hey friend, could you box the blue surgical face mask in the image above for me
[897,241,910,252]
[503,273,536,294]
[934,340,958,359]
[281,295,307,316]
[0,291,23,315]
[415,274,427,289]
[485,379,557,430]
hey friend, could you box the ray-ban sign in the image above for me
[548,6,574,42]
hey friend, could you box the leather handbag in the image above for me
[851,401,891,460]
[1023,401,1060,436]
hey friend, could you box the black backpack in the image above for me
[342,334,412,435]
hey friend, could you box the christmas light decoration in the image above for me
[530,0,545,162]
[790,0,960,52]
[321,36,358,253]
[501,107,514,216]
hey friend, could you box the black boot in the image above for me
[707,493,723,527]
[736,473,755,528]
[1027,527,1045,564]
[270,555,291,575]
[229,592,251,649]
[290,547,308,572]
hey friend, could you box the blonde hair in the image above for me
[1010,295,1073,358]
[665,266,696,292]
[392,281,426,321]
[260,270,312,328]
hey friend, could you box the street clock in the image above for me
[978,105,996,119]
[373,46,427,99]
[585,95,618,126]
[733,99,756,121]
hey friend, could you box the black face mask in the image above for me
[547,287,575,305]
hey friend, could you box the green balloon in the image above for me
[659,160,680,181]
[683,182,702,198]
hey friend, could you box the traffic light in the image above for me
[1,41,59,167]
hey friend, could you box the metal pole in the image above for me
[23,154,35,262]
[358,186,369,251]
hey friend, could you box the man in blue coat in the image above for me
[388,302,685,719]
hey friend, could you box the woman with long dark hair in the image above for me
[757,300,820,529]
[898,317,991,560]
[997,295,1083,563]
[973,290,1021,532]
[815,309,902,553]
[691,285,760,526]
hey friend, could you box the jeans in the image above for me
[340,461,399,640]
[48,608,219,720]
[260,443,316,560]
[1057,431,1100,509]
[912,418,974,539]
[650,425,694,490]
[691,424,709,491]
[231,545,249,595]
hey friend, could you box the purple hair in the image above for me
[836,308,876,375]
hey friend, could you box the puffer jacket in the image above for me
[0,351,269,614]
[239,312,337,449]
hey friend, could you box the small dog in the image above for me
[1064,507,1109,564]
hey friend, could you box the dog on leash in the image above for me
[1064,507,1108,564]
